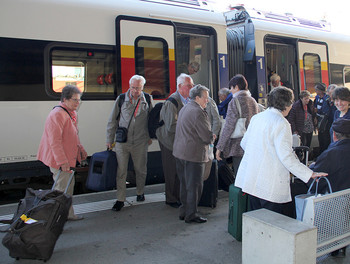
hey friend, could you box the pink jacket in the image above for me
[37,104,87,169]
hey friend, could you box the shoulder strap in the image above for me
[116,94,126,121]
[53,106,72,120]
[144,93,151,107]
[167,97,178,108]
[234,98,242,118]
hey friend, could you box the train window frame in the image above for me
[44,42,117,100]
[344,66,350,88]
[303,53,322,94]
[134,36,170,99]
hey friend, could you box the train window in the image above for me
[303,53,322,94]
[135,37,169,98]
[46,44,116,99]
[344,66,350,89]
[0,37,48,101]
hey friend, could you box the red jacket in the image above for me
[37,103,87,169]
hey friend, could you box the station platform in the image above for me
[0,184,348,264]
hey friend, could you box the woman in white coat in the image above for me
[234,87,327,213]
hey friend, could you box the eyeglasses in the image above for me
[70,98,81,103]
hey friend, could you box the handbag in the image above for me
[230,98,247,138]
[115,98,140,143]
[295,176,332,221]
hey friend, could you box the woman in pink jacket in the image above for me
[37,85,87,221]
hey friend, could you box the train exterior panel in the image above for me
[1,0,350,190]
[0,0,228,188]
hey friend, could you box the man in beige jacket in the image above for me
[106,75,152,212]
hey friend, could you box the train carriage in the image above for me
[1,0,349,190]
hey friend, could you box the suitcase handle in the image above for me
[52,169,75,194]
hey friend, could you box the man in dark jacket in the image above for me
[309,118,350,257]
[310,118,350,193]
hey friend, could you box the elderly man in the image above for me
[106,75,152,212]
[156,73,194,208]
[173,84,216,223]
[310,118,350,193]
[217,87,232,119]
[309,118,350,258]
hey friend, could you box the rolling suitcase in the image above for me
[198,159,218,208]
[228,184,249,242]
[1,170,74,261]
[86,149,117,191]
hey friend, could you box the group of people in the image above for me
[287,82,350,154]
[36,71,350,232]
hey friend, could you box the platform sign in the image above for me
[219,53,229,89]
[256,56,267,105]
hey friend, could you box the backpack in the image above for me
[117,92,151,120]
[148,97,178,139]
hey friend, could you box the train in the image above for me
[1,0,349,191]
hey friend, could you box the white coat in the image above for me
[234,107,313,203]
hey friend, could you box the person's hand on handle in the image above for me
[311,172,328,179]
[61,162,71,172]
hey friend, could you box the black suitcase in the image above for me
[86,149,117,191]
[1,171,74,261]
[218,160,235,192]
[198,159,218,208]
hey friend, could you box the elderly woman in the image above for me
[215,74,259,175]
[287,90,316,148]
[330,87,350,142]
[173,84,216,224]
[37,85,87,221]
[234,87,327,214]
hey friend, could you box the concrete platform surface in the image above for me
[0,184,348,264]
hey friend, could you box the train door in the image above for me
[174,24,218,100]
[116,16,176,99]
[265,37,299,95]
[298,41,329,94]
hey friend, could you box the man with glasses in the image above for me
[106,75,153,212]
[156,73,194,208]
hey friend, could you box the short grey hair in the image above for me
[61,85,82,102]
[129,75,146,86]
[219,87,230,96]
[189,84,209,100]
[177,73,191,89]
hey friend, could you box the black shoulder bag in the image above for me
[115,98,140,143]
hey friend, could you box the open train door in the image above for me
[116,16,176,99]
[298,41,329,95]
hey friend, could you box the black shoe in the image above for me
[137,194,145,202]
[166,201,181,208]
[185,216,207,224]
[179,215,185,221]
[112,201,124,211]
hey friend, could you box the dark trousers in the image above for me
[249,195,283,214]
[159,142,180,203]
[176,158,204,221]
[318,131,331,153]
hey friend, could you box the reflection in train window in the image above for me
[303,53,321,95]
[50,47,116,96]
[135,37,169,99]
